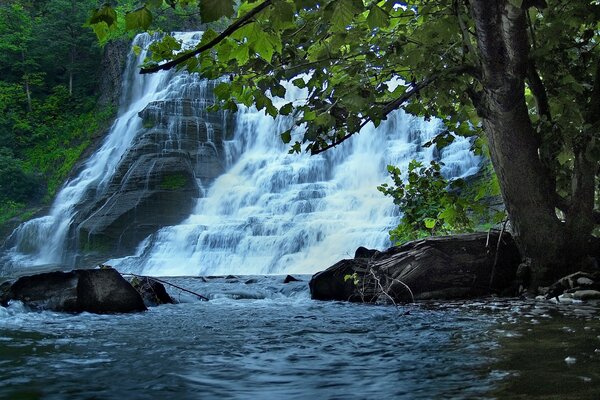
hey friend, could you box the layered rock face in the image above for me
[73,79,232,264]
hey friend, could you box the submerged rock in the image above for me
[310,232,521,303]
[0,269,147,313]
[283,275,301,283]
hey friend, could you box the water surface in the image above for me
[1,276,599,399]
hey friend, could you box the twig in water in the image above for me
[369,268,398,307]
[489,219,509,289]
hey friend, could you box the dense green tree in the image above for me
[0,2,38,112]
[93,0,600,287]
[38,0,101,96]
[0,0,108,227]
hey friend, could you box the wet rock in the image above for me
[1,269,146,313]
[546,271,600,300]
[568,290,600,301]
[310,232,521,303]
[244,279,258,285]
[283,275,301,283]
[68,82,234,265]
[310,259,369,302]
[354,246,379,259]
[128,276,174,307]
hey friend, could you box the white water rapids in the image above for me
[3,33,480,276]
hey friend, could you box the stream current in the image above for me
[1,276,599,399]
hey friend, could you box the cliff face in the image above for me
[97,39,130,109]
[72,82,233,265]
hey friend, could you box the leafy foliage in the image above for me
[0,0,109,227]
[378,161,469,243]
[378,160,507,244]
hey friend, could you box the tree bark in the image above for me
[21,50,32,113]
[469,0,568,285]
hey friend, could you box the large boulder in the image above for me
[310,232,521,302]
[0,268,147,313]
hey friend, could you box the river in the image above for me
[1,276,598,399]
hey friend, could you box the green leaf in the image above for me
[304,110,316,121]
[125,7,153,31]
[292,78,306,88]
[230,45,249,65]
[330,0,363,32]
[89,5,117,27]
[367,5,389,30]
[280,129,292,144]
[146,0,163,8]
[91,22,110,42]
[213,83,231,99]
[424,218,436,229]
[279,102,293,115]
[200,0,234,23]
[272,1,296,30]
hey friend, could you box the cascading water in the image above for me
[2,33,480,276]
[110,84,480,275]
[2,32,208,271]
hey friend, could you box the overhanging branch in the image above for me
[140,0,273,74]
[312,66,475,155]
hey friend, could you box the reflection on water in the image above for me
[0,277,598,399]
[485,301,600,400]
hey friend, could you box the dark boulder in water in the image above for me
[310,232,521,303]
[283,275,301,283]
[128,276,174,307]
[1,268,147,313]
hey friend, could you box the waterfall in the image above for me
[2,33,480,276]
[2,32,206,271]
[110,85,480,276]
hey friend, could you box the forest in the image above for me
[0,0,106,232]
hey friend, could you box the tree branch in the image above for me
[526,59,551,120]
[312,66,474,155]
[139,0,273,74]
[311,79,434,154]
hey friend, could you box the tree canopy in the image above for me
[91,0,600,285]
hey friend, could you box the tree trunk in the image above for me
[469,0,569,286]
[21,50,32,113]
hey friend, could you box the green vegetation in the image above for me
[378,160,505,244]
[159,173,189,190]
[90,0,600,285]
[0,0,108,229]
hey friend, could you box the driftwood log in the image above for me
[309,232,521,303]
